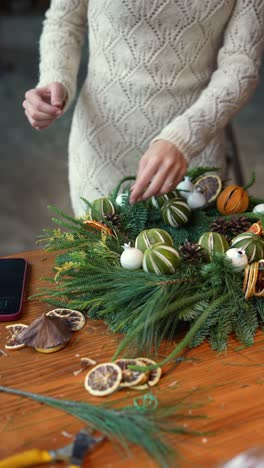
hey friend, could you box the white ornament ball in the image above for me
[120,243,144,270]
[252,203,264,214]
[225,248,248,271]
[116,192,129,207]
[176,176,194,200]
[187,189,207,210]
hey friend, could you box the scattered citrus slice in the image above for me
[5,324,28,350]
[84,363,122,396]
[115,358,148,388]
[243,262,258,300]
[247,221,263,236]
[83,219,113,236]
[34,343,67,353]
[46,308,85,331]
[132,357,162,390]
[254,259,264,296]
[194,174,222,204]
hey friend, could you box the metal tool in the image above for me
[0,428,104,468]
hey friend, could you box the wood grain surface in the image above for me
[0,250,263,468]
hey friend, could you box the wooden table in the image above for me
[0,250,264,467]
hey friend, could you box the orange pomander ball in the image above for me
[216,185,249,215]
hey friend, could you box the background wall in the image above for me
[0,4,263,256]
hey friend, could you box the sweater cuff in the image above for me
[151,117,202,164]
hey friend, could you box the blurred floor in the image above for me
[0,13,263,256]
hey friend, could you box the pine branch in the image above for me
[129,292,231,371]
[208,304,236,351]
[0,387,205,467]
[233,302,259,347]
[112,289,218,360]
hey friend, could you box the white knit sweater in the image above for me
[38,0,264,216]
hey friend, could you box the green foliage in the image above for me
[208,304,236,351]
[254,297,264,324]
[233,302,259,346]
[119,200,149,238]
[32,172,263,366]
[0,386,206,467]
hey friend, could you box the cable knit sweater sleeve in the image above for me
[153,0,264,163]
[38,0,88,110]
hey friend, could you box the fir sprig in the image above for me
[0,387,206,467]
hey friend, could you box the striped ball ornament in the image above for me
[151,190,180,209]
[143,243,180,275]
[135,228,173,253]
[198,232,229,260]
[231,232,264,263]
[90,198,115,221]
[161,199,191,227]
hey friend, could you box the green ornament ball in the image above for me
[161,198,191,227]
[90,197,115,221]
[151,190,180,209]
[231,232,264,263]
[135,228,173,253]
[198,232,229,260]
[143,242,180,275]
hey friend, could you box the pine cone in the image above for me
[209,215,252,242]
[104,213,121,227]
[179,241,206,264]
[227,216,252,239]
[209,217,229,237]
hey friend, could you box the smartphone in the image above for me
[0,258,28,322]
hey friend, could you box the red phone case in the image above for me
[0,258,28,322]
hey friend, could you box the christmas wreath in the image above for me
[35,167,264,369]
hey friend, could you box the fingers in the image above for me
[159,165,186,195]
[130,157,159,203]
[129,140,188,204]
[25,88,61,116]
[23,99,57,121]
[50,82,66,108]
[23,83,66,130]
[137,165,171,201]
[24,109,53,130]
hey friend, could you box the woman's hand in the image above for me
[23,82,67,130]
[129,140,187,204]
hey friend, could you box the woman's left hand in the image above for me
[129,140,187,204]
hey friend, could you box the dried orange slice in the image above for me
[5,324,28,350]
[254,259,264,297]
[194,174,222,204]
[243,262,258,300]
[84,363,122,396]
[83,220,113,236]
[46,308,85,331]
[132,357,162,390]
[34,343,67,354]
[247,221,263,236]
[115,358,149,388]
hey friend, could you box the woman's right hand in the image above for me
[23,82,67,130]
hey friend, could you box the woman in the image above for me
[23,0,264,216]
